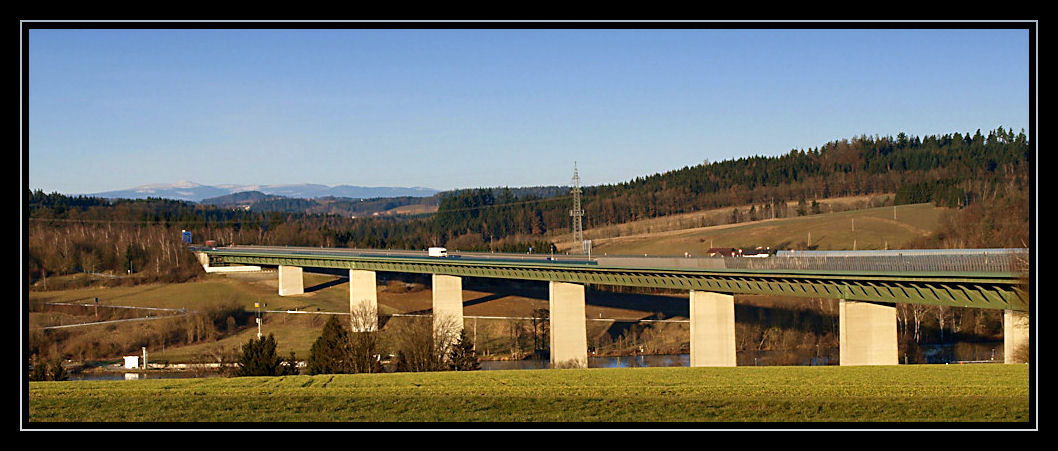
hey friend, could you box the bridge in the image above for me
[194,245,1030,368]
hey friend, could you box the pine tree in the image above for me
[448,329,481,371]
[307,315,353,375]
[235,334,283,377]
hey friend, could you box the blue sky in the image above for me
[27,28,1030,195]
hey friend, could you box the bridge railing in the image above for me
[721,251,1029,273]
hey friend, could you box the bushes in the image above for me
[27,222,203,288]
[28,302,252,363]
[388,316,459,373]
[28,354,68,381]
[447,329,480,371]
[306,316,354,375]
[235,334,298,377]
[307,312,384,375]
[1010,342,1030,364]
[307,310,479,375]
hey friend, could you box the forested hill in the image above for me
[27,127,1030,285]
[435,127,1030,241]
[587,127,1028,221]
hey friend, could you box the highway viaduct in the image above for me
[195,245,1030,368]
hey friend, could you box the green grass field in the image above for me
[27,364,1029,423]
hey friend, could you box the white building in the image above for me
[123,355,140,369]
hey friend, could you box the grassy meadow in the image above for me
[582,202,945,256]
[27,364,1030,423]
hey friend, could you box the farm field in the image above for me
[28,272,686,362]
[579,202,945,257]
[27,364,1030,423]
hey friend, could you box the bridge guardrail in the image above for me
[723,252,1029,274]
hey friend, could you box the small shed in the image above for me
[123,355,140,369]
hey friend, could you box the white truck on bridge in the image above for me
[428,247,448,257]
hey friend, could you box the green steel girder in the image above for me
[203,250,1028,311]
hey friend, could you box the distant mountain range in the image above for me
[88,181,439,202]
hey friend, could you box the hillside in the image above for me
[199,191,440,217]
[199,191,283,206]
[433,128,1029,250]
[89,182,439,202]
[28,272,682,363]
[564,202,945,256]
[27,127,1031,285]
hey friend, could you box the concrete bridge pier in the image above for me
[432,274,465,343]
[1004,310,1030,363]
[839,299,898,366]
[278,265,304,296]
[549,281,588,368]
[689,291,737,367]
[194,252,210,270]
[349,270,379,332]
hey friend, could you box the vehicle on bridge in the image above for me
[706,247,739,257]
[742,247,772,258]
[428,247,448,257]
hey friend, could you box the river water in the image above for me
[481,341,1004,370]
[64,341,1003,380]
[481,350,831,371]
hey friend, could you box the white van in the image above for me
[428,247,448,257]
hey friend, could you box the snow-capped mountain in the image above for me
[88,181,438,202]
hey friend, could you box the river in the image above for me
[64,341,1003,380]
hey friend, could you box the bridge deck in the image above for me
[196,245,1029,311]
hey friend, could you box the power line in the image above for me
[28,217,262,225]
[34,313,189,330]
[266,310,687,323]
[569,162,585,254]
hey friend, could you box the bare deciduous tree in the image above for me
[389,313,460,372]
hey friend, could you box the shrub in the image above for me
[1011,342,1030,364]
[28,354,68,381]
[448,329,480,371]
[388,315,460,372]
[307,316,353,375]
[235,334,287,377]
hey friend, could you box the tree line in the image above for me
[411,127,1030,247]
[232,313,480,377]
[27,127,1030,286]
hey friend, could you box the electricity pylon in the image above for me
[570,162,584,254]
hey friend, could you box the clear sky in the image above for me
[26,28,1030,195]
